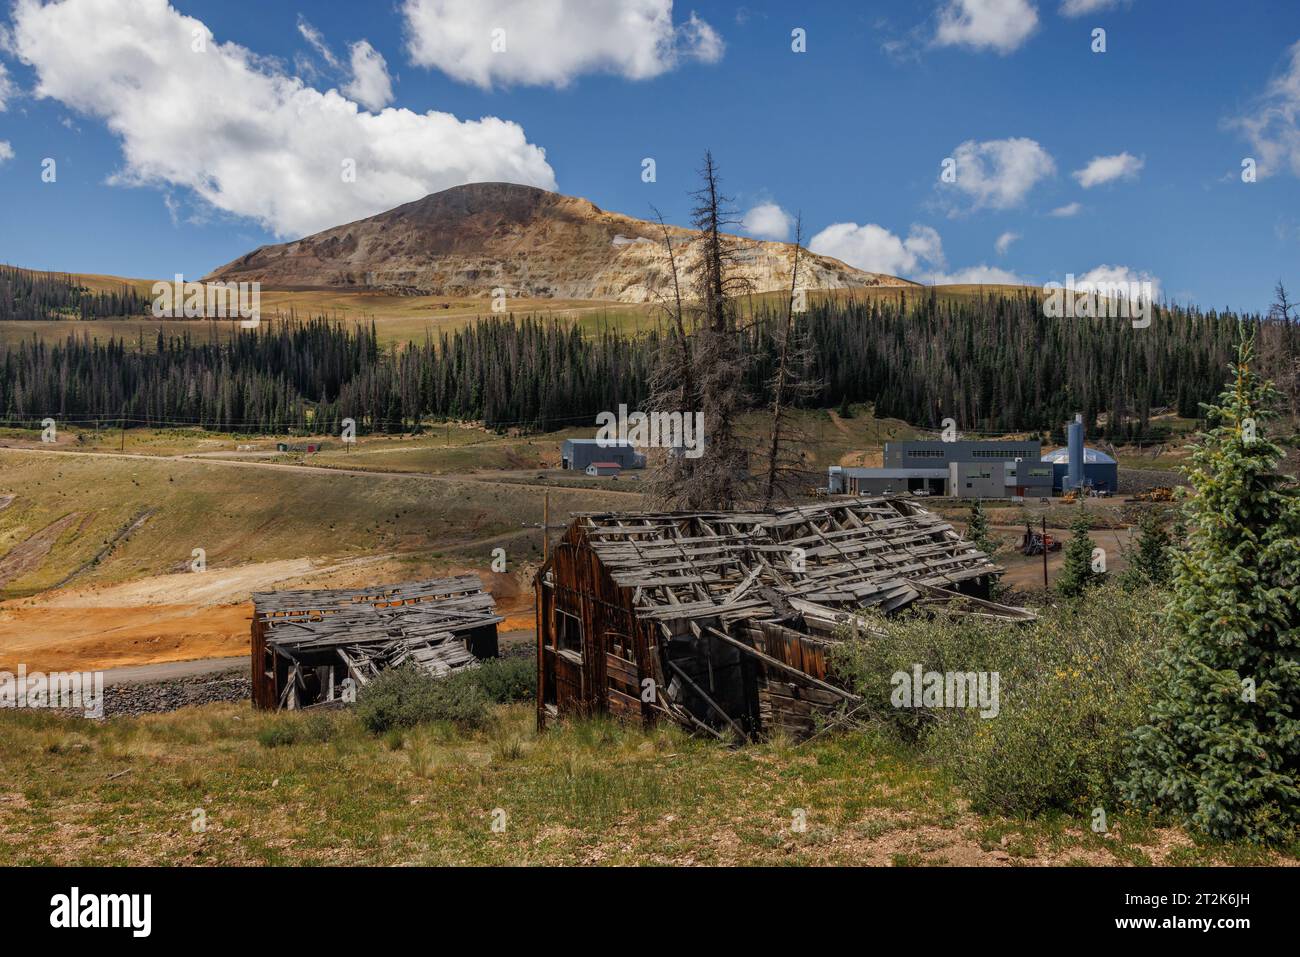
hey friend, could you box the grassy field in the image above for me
[0,267,1041,350]
[0,401,1193,600]
[0,445,635,597]
[0,702,1286,866]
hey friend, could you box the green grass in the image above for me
[0,703,1289,866]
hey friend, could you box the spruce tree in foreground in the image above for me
[1125,334,1300,843]
[1055,502,1102,598]
[1120,508,1172,589]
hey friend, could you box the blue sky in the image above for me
[1,0,1299,312]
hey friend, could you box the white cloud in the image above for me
[995,231,1019,255]
[1049,201,1083,217]
[1073,264,1161,301]
[0,62,14,111]
[0,141,13,164]
[924,264,1026,285]
[402,0,723,89]
[296,18,395,111]
[1072,152,1144,188]
[942,137,1056,211]
[934,0,1039,55]
[679,12,724,64]
[1228,39,1300,180]
[297,15,341,69]
[741,202,793,241]
[809,222,945,277]
[1059,0,1130,16]
[10,0,555,238]
[342,40,395,111]
[810,219,1027,286]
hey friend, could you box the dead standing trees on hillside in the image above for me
[647,152,754,511]
[646,205,699,506]
[761,212,819,507]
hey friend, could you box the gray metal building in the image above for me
[828,438,1052,499]
[561,438,646,471]
[884,439,1043,468]
[827,466,948,496]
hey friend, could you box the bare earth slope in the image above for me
[204,182,914,302]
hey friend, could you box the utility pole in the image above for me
[542,490,550,562]
[1041,517,1049,591]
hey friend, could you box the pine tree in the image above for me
[1125,332,1300,843]
[966,498,996,557]
[1120,507,1172,589]
[1055,501,1102,598]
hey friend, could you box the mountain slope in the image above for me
[204,182,913,302]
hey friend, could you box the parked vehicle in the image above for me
[1020,522,1062,556]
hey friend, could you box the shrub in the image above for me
[355,663,491,734]
[470,654,537,704]
[830,586,1171,815]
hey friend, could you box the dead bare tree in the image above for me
[646,152,752,510]
[645,206,699,504]
[761,213,819,507]
[1269,280,1293,323]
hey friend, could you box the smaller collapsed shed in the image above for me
[251,575,501,710]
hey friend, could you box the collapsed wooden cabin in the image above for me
[535,497,1032,740]
[251,575,501,710]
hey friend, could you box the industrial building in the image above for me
[826,422,1114,499]
[883,439,1043,469]
[828,439,1048,499]
[1043,446,1118,493]
[561,438,646,471]
[827,466,947,496]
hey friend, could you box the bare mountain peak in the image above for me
[205,182,912,301]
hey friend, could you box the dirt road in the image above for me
[0,442,647,499]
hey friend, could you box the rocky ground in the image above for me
[99,667,250,718]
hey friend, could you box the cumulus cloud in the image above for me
[809,222,945,277]
[1049,201,1082,217]
[934,0,1039,55]
[10,0,555,238]
[942,137,1056,211]
[342,40,395,111]
[740,202,793,241]
[402,0,723,89]
[1072,152,1144,188]
[810,219,1026,286]
[1228,39,1300,180]
[1059,0,1130,16]
[1071,264,1161,301]
[924,264,1026,285]
[995,231,1019,255]
[0,141,13,164]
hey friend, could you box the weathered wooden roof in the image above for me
[568,497,1031,626]
[252,574,491,618]
[252,575,502,678]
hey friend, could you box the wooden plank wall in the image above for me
[538,522,661,728]
[743,621,841,739]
